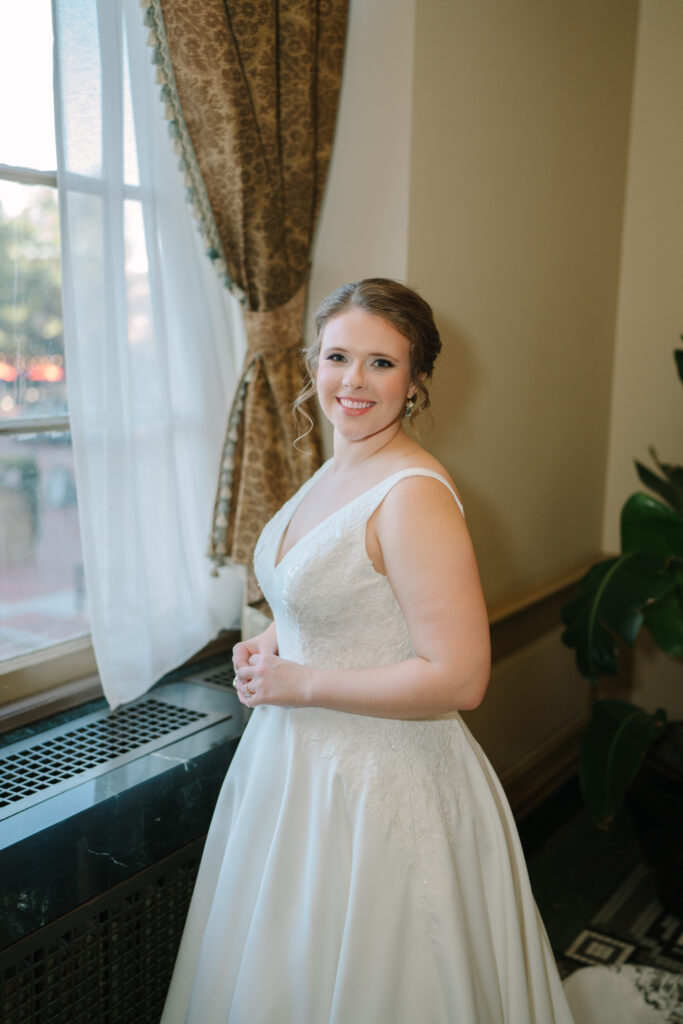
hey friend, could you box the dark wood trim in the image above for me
[489,558,597,664]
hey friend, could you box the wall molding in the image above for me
[482,559,598,817]
[1,562,594,798]
[489,557,597,664]
[502,716,587,819]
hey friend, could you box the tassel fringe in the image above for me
[138,0,246,306]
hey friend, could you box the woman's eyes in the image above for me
[324,353,394,368]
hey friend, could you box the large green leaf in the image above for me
[620,492,683,558]
[561,552,674,681]
[579,699,667,828]
[635,454,683,515]
[644,575,683,656]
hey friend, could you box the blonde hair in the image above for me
[293,278,442,443]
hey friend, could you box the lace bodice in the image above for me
[252,462,470,923]
[253,460,464,671]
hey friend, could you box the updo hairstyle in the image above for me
[293,278,442,441]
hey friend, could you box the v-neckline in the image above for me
[274,462,386,571]
[273,463,461,571]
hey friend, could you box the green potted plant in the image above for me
[560,346,683,907]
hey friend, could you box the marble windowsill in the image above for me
[0,673,246,950]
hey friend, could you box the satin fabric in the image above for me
[162,465,574,1023]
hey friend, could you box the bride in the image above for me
[161,279,574,1022]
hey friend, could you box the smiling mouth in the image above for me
[336,397,376,413]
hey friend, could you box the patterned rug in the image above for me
[561,864,683,977]
[560,865,683,1022]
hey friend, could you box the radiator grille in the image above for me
[0,691,232,820]
[189,664,234,689]
[0,843,202,1024]
[0,699,205,809]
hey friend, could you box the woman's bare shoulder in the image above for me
[390,448,460,500]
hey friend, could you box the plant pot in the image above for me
[627,720,683,918]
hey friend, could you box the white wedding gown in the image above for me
[161,464,574,1023]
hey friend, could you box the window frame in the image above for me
[0,161,101,722]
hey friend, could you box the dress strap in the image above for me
[369,468,464,518]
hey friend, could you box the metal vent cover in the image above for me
[0,842,202,1024]
[188,664,235,689]
[0,687,233,820]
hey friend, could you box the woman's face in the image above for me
[316,308,416,441]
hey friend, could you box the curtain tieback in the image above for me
[243,282,308,359]
[209,280,312,571]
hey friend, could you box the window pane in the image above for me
[123,28,141,187]
[0,432,88,662]
[0,0,57,171]
[54,0,101,179]
[0,181,66,420]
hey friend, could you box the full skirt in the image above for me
[161,705,573,1024]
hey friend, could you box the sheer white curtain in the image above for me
[52,0,245,707]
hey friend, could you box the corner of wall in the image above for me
[602,0,683,551]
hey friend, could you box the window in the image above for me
[2,0,244,715]
[0,0,93,703]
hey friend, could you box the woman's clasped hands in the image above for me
[232,634,308,709]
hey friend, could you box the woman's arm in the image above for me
[235,477,490,718]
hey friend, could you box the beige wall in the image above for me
[313,0,639,605]
[309,0,415,308]
[601,0,683,719]
[308,0,683,794]
[465,626,588,794]
[309,0,416,454]
[408,0,638,606]
[603,0,683,549]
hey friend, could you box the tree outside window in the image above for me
[0,0,89,666]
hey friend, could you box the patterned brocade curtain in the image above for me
[143,0,349,606]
